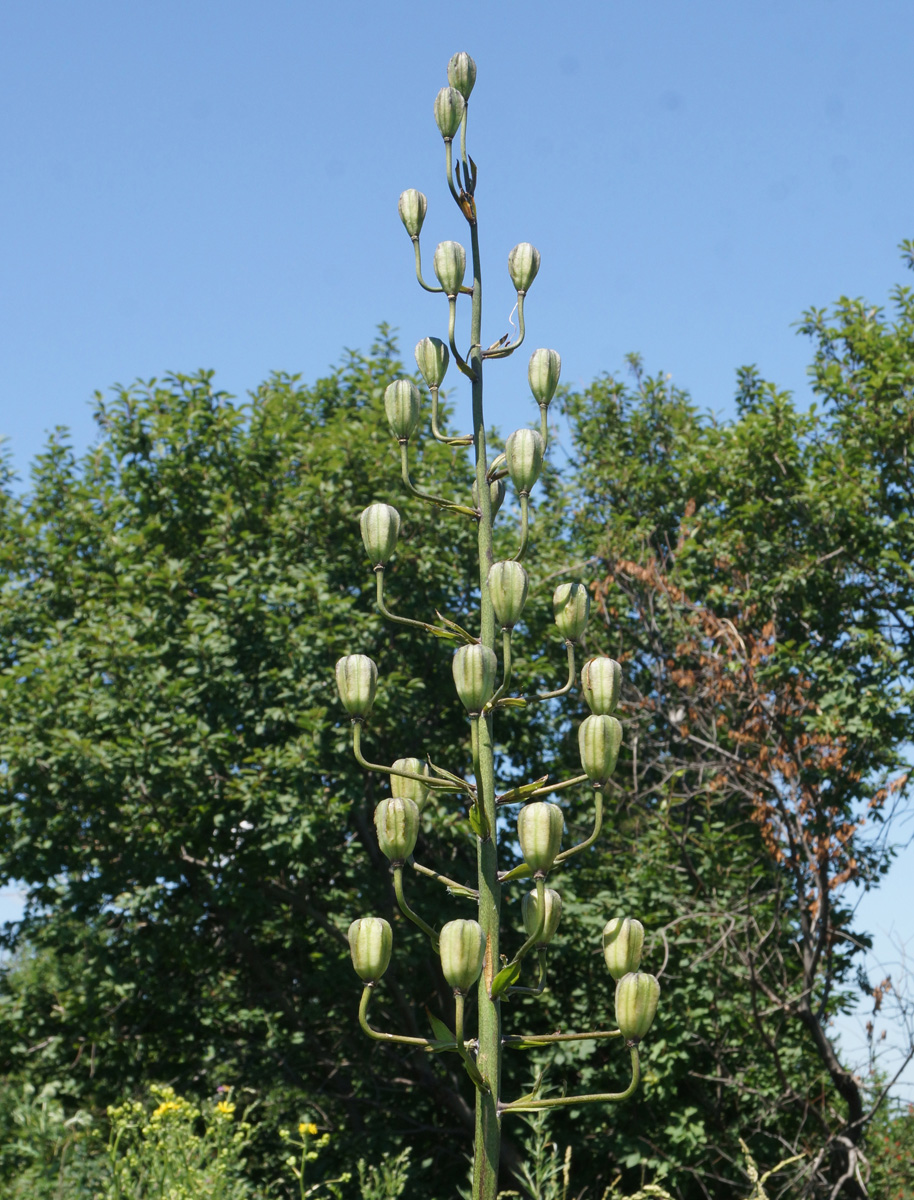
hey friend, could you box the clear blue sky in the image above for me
[1,0,912,1092]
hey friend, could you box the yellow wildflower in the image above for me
[151,1100,181,1120]
[299,1121,319,1136]
[216,1100,236,1118]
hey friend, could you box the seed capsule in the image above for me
[434,86,465,139]
[505,428,544,495]
[517,802,564,877]
[472,476,506,518]
[415,337,449,388]
[615,972,660,1044]
[528,349,561,407]
[398,189,427,239]
[522,887,563,945]
[553,582,590,642]
[581,656,622,715]
[348,916,393,983]
[452,643,497,714]
[391,757,431,810]
[335,654,378,719]
[578,713,623,785]
[488,561,529,631]
[433,240,467,296]
[374,797,420,864]
[602,917,644,980]
[508,243,541,293]
[384,379,421,442]
[439,918,485,992]
[447,51,477,100]
[360,503,401,568]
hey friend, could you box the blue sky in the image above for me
[1,0,912,1092]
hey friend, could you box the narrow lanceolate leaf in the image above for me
[490,961,522,998]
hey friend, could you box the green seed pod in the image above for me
[581,656,622,715]
[452,643,497,714]
[391,757,431,810]
[528,348,561,407]
[508,243,541,293]
[348,916,393,983]
[578,713,623,785]
[398,189,427,238]
[615,972,660,1044]
[602,917,645,980]
[384,379,421,442]
[433,240,467,296]
[522,887,563,945]
[517,801,564,877]
[505,428,544,495]
[439,918,485,992]
[374,797,420,864]
[335,654,378,719]
[553,582,591,642]
[360,503,401,568]
[472,475,506,518]
[434,86,465,139]
[415,336,449,388]
[488,561,529,630]
[447,51,477,100]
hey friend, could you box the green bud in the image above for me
[348,916,393,983]
[528,348,561,407]
[374,797,420,864]
[488,561,528,630]
[553,582,590,642]
[415,336,449,388]
[602,917,644,980]
[433,240,466,296]
[434,86,465,139]
[452,643,497,714]
[335,654,378,719]
[615,972,660,1044]
[505,428,544,495]
[472,475,506,518]
[508,243,541,293]
[391,757,431,810]
[360,503,401,568]
[522,887,563,945]
[447,52,477,100]
[384,379,421,442]
[578,713,623,786]
[439,918,485,992]
[517,801,564,877]
[581,656,622,714]
[398,189,427,238]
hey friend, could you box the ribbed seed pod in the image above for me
[360,503,401,568]
[415,336,449,388]
[517,802,564,876]
[522,887,563,945]
[439,919,485,992]
[433,240,467,296]
[335,654,378,719]
[374,797,420,864]
[581,656,622,714]
[398,189,427,238]
[578,714,623,785]
[528,348,561,407]
[602,917,645,980]
[488,561,529,630]
[472,476,506,518]
[615,972,660,1044]
[348,917,393,983]
[384,379,421,441]
[452,643,497,714]
[505,428,544,495]
[553,582,591,642]
[433,86,465,139]
[447,51,477,99]
[391,757,431,810]
[508,243,541,293]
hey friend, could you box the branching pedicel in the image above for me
[336,52,661,1200]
